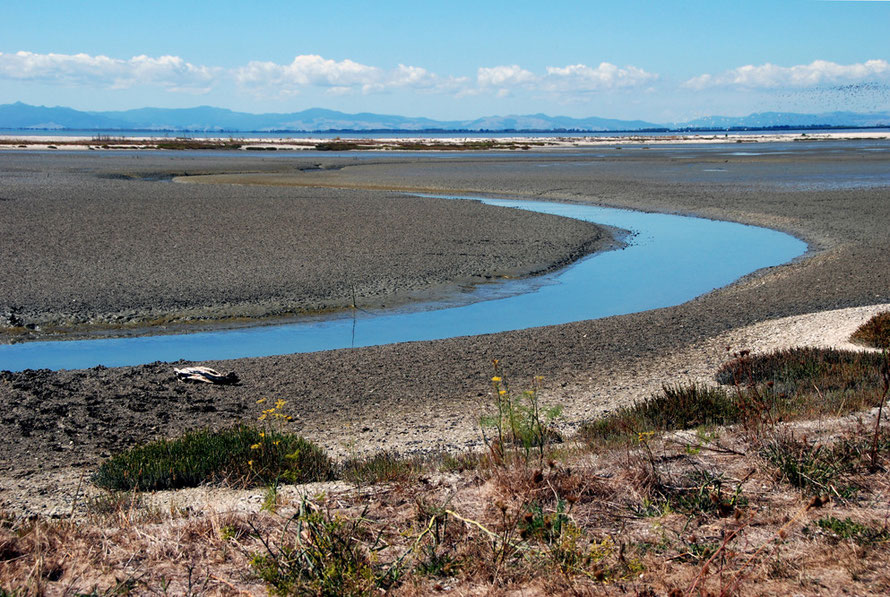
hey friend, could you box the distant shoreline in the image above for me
[1,129,888,151]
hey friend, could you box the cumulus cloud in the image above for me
[235,55,464,95]
[685,59,890,90]
[477,65,536,88]
[544,62,657,91]
[235,55,380,92]
[0,50,658,101]
[475,62,657,97]
[0,51,217,92]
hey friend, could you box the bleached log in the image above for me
[174,366,239,385]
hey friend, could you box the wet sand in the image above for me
[2,142,890,516]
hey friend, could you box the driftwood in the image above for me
[174,366,239,385]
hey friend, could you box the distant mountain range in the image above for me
[1,102,888,132]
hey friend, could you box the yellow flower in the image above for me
[248,460,253,467]
[499,389,507,395]
[637,431,655,443]
[259,431,265,438]
[491,376,502,382]
[273,440,281,446]
[250,443,261,450]
[256,398,267,404]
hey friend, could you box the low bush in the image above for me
[580,384,737,444]
[583,347,889,446]
[93,425,334,491]
[716,347,885,393]
[314,141,362,151]
[851,312,890,349]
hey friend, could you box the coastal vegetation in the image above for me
[851,311,890,349]
[1,316,889,594]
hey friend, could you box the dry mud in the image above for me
[2,142,890,516]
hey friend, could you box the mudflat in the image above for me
[0,152,609,336]
[2,141,890,516]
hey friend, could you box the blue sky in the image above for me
[1,0,889,122]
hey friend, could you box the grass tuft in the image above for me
[759,433,866,499]
[580,384,737,444]
[340,450,425,485]
[251,498,397,596]
[92,425,334,491]
[815,516,890,545]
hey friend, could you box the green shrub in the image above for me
[715,347,887,419]
[93,425,334,491]
[716,347,884,394]
[580,384,737,444]
[851,312,890,349]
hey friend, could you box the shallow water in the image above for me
[0,196,807,371]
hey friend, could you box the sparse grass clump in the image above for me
[580,384,737,444]
[340,450,425,485]
[482,362,562,463]
[851,312,890,349]
[760,434,862,499]
[92,425,334,491]
[815,516,890,545]
[250,498,399,596]
[760,430,890,500]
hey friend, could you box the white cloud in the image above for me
[544,62,658,91]
[235,54,381,92]
[477,65,536,88]
[685,59,890,90]
[0,51,216,92]
[474,62,656,98]
[235,55,464,96]
[0,50,660,102]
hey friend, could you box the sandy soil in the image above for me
[2,141,890,517]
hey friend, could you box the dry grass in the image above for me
[2,409,888,595]
[2,347,890,594]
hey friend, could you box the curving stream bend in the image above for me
[0,195,807,371]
